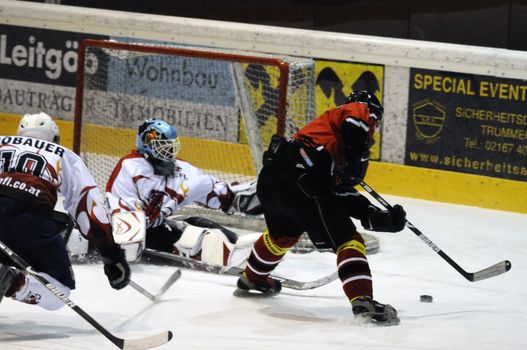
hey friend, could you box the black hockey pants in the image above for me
[0,196,75,289]
[257,139,359,250]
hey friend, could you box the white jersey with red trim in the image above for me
[106,150,233,228]
[0,135,115,250]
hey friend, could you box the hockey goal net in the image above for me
[74,39,316,229]
[74,39,380,255]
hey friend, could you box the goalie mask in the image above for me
[17,112,60,144]
[136,119,181,162]
[346,90,384,130]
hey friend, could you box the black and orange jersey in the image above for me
[293,102,376,167]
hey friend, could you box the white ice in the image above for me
[1,193,526,350]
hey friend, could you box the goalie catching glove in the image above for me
[225,181,263,216]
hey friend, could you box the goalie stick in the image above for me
[129,269,182,302]
[0,239,173,350]
[145,248,338,290]
[359,181,512,282]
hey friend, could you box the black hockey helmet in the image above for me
[345,90,384,123]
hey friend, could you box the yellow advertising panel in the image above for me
[314,60,384,160]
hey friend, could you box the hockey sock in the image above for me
[244,231,298,283]
[335,233,373,302]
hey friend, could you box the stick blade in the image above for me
[129,280,156,302]
[470,260,512,282]
[153,269,182,302]
[121,330,173,350]
[278,271,339,290]
[159,269,181,293]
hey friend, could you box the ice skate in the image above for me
[234,273,282,297]
[352,296,400,326]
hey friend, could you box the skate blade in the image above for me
[374,315,400,326]
[355,313,400,327]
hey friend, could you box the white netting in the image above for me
[76,40,316,228]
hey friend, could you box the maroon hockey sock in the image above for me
[244,231,298,283]
[335,233,373,301]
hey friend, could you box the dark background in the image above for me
[28,0,527,51]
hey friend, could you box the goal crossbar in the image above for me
[74,39,291,155]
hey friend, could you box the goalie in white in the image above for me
[105,119,261,268]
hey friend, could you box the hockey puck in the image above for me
[420,295,433,303]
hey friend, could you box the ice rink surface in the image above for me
[1,193,526,350]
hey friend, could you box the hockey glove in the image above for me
[102,246,131,290]
[389,205,407,231]
[145,190,165,222]
[227,181,263,215]
[361,204,407,233]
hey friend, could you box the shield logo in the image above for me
[412,99,446,140]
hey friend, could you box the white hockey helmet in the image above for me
[17,112,60,144]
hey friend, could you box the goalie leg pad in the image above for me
[174,225,207,257]
[172,223,256,268]
[234,232,261,247]
[200,229,235,266]
[227,233,260,269]
[196,230,260,268]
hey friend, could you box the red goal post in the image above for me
[74,39,316,229]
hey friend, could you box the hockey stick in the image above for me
[359,181,512,282]
[129,269,182,302]
[155,269,182,300]
[129,280,157,301]
[0,239,173,350]
[145,248,338,290]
